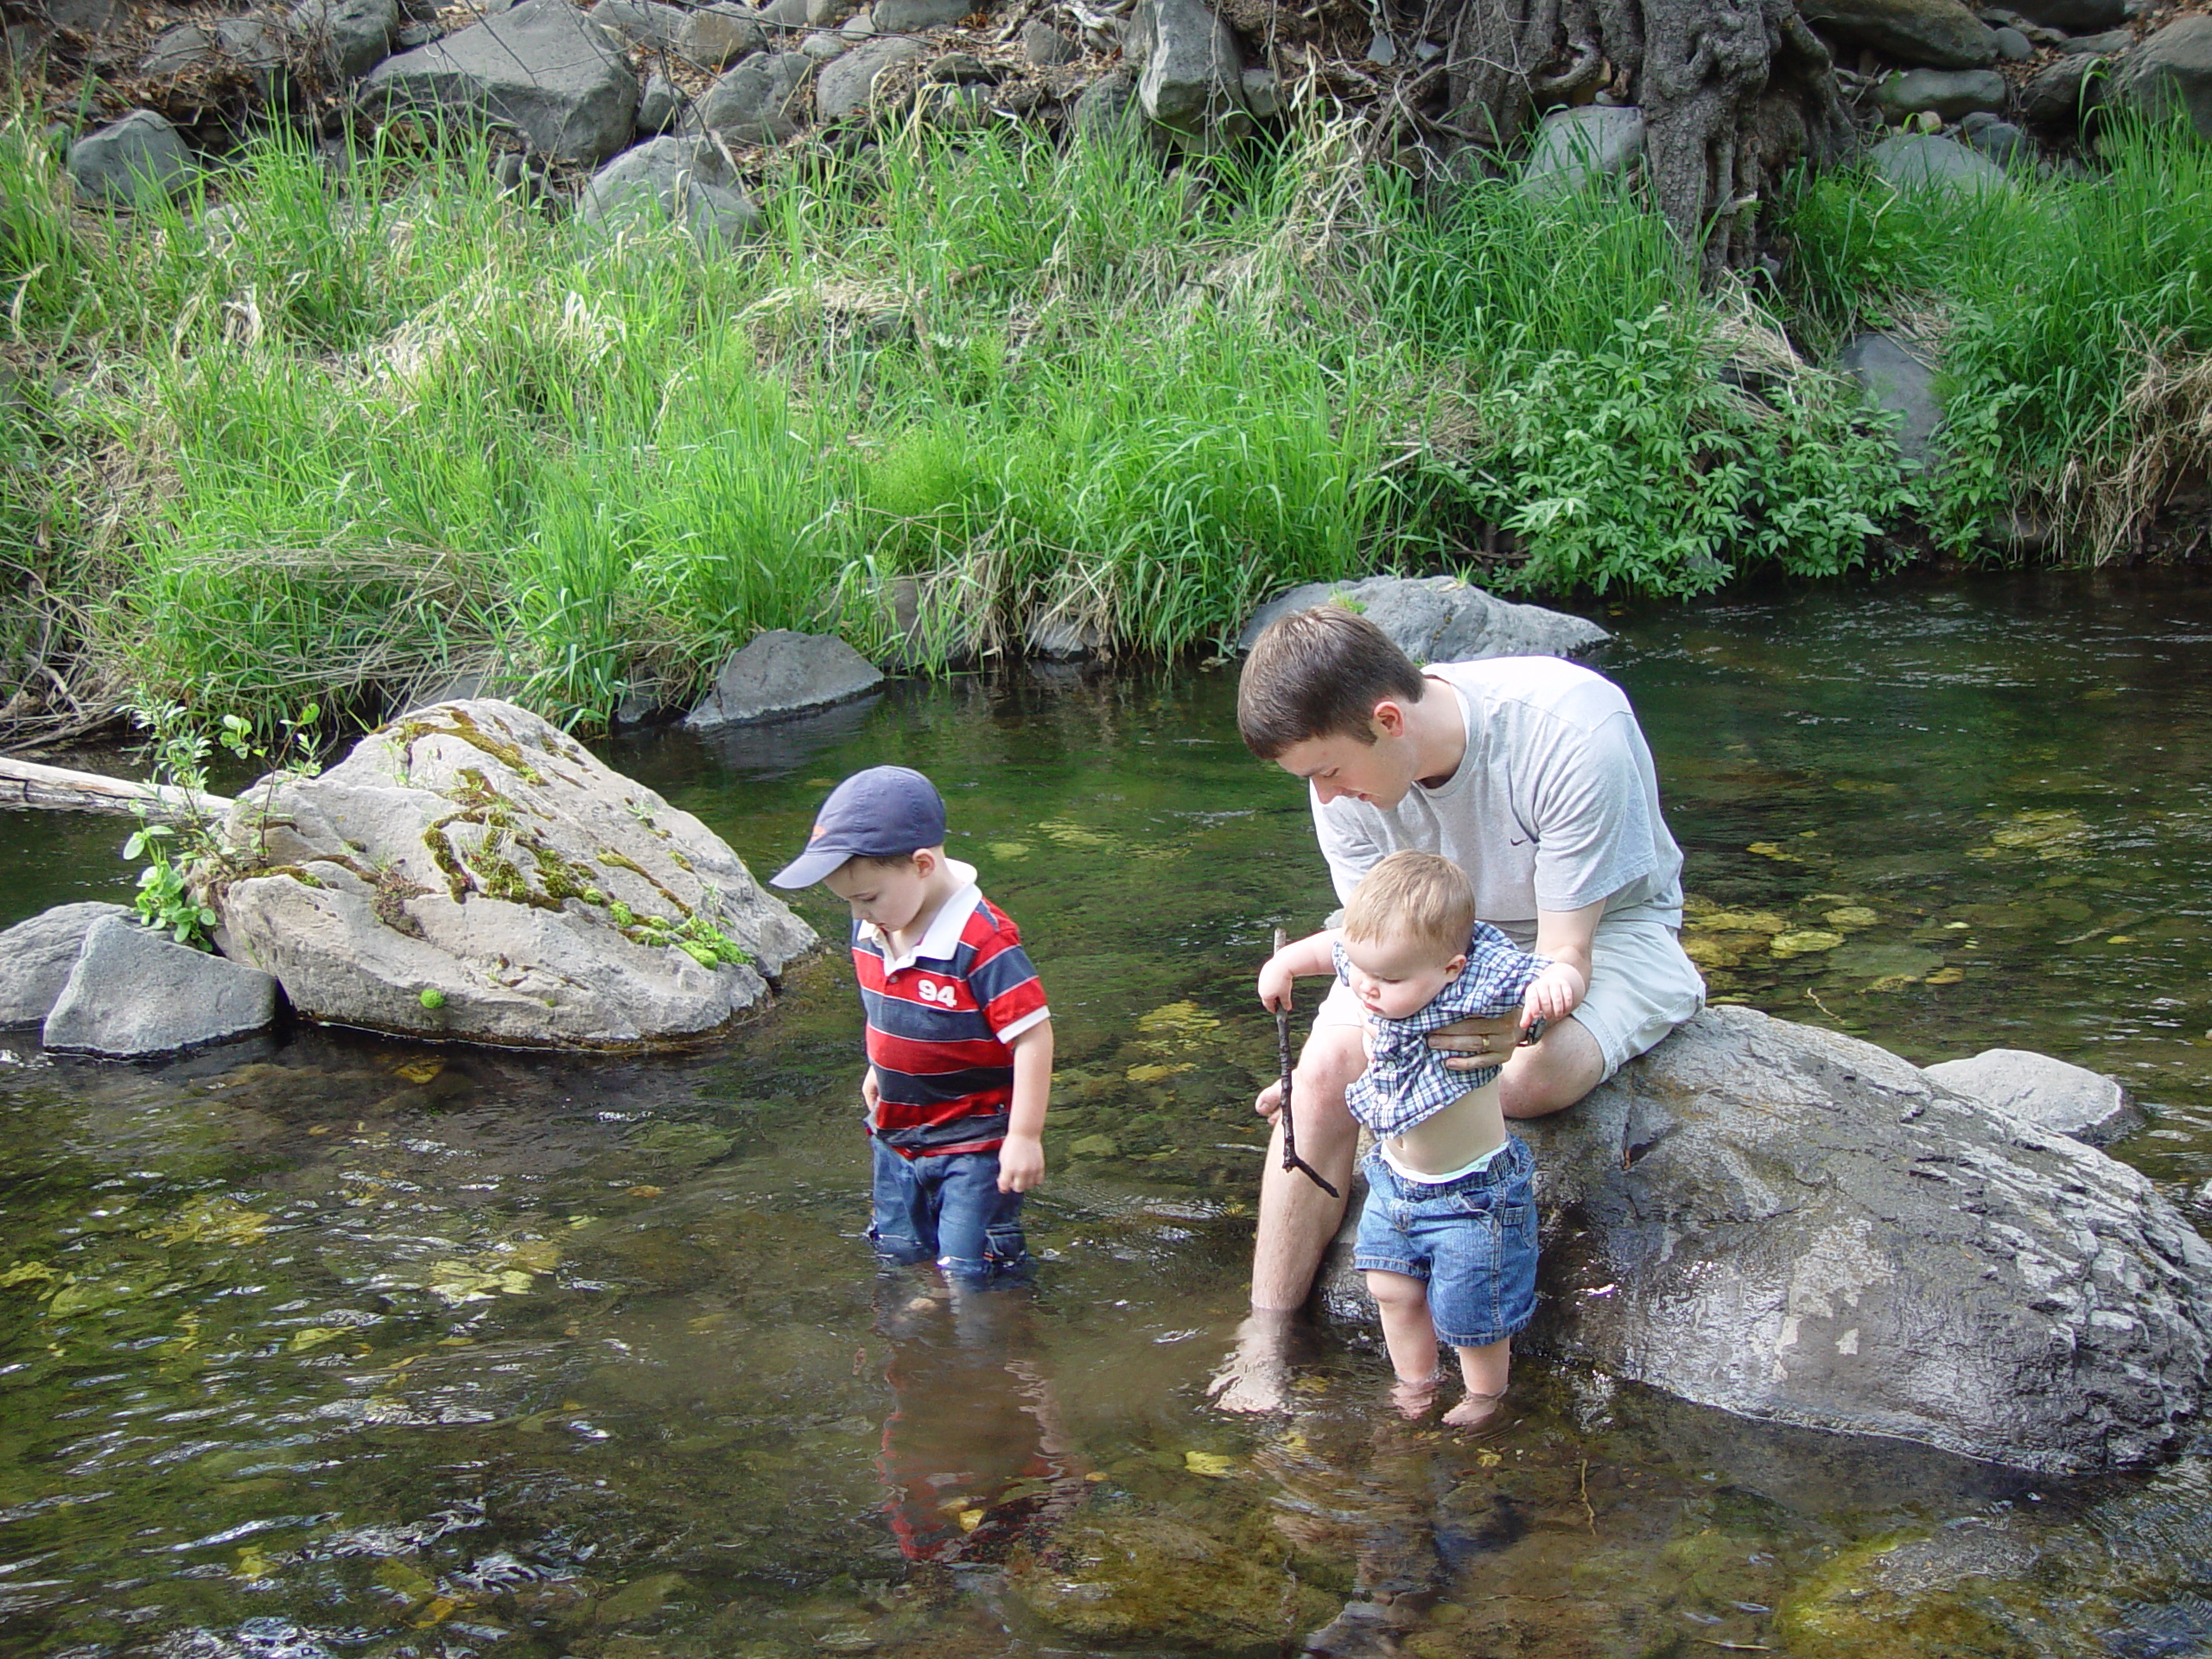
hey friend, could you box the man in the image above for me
[1211,604,1703,1411]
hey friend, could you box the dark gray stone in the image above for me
[1868,130,2008,193]
[0,903,132,1026]
[67,109,194,204]
[2022,48,2112,126]
[45,0,124,30]
[1923,1048,2140,1146]
[801,30,849,57]
[1071,66,1141,139]
[1800,0,1998,67]
[682,48,813,138]
[1876,66,2009,121]
[758,0,809,28]
[2119,15,2212,141]
[592,0,687,47]
[1992,22,2034,57]
[44,917,280,1057]
[292,0,398,79]
[579,135,760,240]
[2057,26,2133,52]
[684,630,885,728]
[1125,0,1249,145]
[1960,115,2031,166]
[1319,1007,2212,1473]
[141,13,290,82]
[870,0,966,28]
[360,0,641,167]
[926,48,991,79]
[1022,18,1078,62]
[1237,574,1608,664]
[805,0,855,22]
[1839,332,1942,465]
[1520,104,1644,197]
[636,71,682,130]
[814,34,922,117]
[676,1,766,67]
[2009,0,2126,28]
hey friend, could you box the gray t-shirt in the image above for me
[1313,657,1683,949]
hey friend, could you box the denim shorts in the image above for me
[1352,1136,1539,1350]
[868,1138,1029,1286]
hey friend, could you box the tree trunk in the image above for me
[1436,0,1857,275]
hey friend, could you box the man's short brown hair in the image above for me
[1342,851,1475,959]
[1236,605,1427,760]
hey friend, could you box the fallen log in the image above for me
[0,756,232,819]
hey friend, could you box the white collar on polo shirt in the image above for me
[861,881,982,976]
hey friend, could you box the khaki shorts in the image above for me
[1313,914,1704,1081]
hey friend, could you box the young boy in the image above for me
[772,766,1052,1287]
[1258,851,1580,1424]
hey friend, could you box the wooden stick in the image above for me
[1273,926,1339,1198]
[0,755,232,819]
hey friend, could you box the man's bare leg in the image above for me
[1208,1023,1365,1413]
[1497,1014,1605,1121]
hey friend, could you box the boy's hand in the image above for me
[861,1068,881,1116]
[997,1132,1045,1193]
[1254,1077,1285,1120]
[1522,961,1586,1028]
[1256,951,1297,1013]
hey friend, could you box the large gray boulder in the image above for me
[43,916,280,1057]
[360,0,640,166]
[1923,1046,2139,1146]
[1837,331,1942,465]
[1125,0,1251,145]
[214,700,816,1046]
[2021,48,2111,129]
[2118,15,2212,143]
[1868,131,2008,194]
[291,0,399,79]
[682,49,815,141]
[1521,105,1644,198]
[1800,0,1997,67]
[1238,575,1610,664]
[815,35,924,119]
[67,109,194,204]
[684,629,883,728]
[1328,1007,2212,1473]
[0,902,132,1026]
[578,137,761,242]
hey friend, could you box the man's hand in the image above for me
[1427,1011,1525,1072]
[997,1132,1045,1193]
[1522,960,1587,1027]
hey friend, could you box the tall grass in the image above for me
[1782,113,2212,556]
[3,96,1938,732]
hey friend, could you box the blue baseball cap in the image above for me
[771,766,948,888]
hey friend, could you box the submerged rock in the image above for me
[215,698,815,1046]
[1322,1007,2212,1473]
[1238,574,1610,664]
[44,915,279,1056]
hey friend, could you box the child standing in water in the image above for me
[1258,851,1579,1423]
[772,765,1052,1286]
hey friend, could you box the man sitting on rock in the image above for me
[1212,605,1705,1412]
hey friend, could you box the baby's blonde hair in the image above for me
[1341,851,1475,959]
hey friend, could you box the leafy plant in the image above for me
[606,899,751,969]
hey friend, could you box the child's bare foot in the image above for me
[1440,1389,1503,1427]
[1389,1373,1441,1420]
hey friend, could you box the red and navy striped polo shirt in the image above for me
[854,885,1050,1159]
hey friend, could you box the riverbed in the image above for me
[0,570,2207,1657]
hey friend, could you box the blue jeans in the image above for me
[869,1138,1029,1285]
[1352,1138,1539,1350]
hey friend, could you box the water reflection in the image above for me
[0,572,2206,1656]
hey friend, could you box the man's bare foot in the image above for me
[1207,1311,1301,1414]
[1440,1389,1503,1427]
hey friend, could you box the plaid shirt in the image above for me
[1338,926,1548,1137]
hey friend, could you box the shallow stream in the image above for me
[2,570,2209,1658]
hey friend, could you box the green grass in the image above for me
[39,91,2204,735]
[1781,112,2212,556]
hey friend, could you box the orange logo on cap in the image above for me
[809,824,826,840]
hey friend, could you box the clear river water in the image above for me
[1,570,2209,1659]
